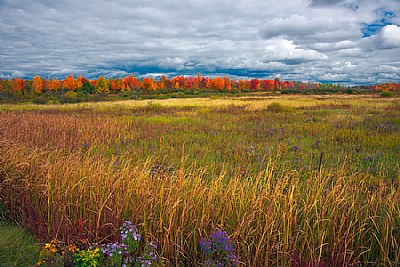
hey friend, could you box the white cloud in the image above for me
[0,0,399,84]
[379,25,400,49]
[263,38,328,63]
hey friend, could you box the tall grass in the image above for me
[0,96,399,265]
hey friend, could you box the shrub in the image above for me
[32,98,48,104]
[59,91,81,104]
[72,248,103,267]
[380,91,393,98]
[266,102,288,113]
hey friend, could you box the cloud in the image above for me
[378,25,400,49]
[0,0,399,84]
[263,38,328,64]
[309,0,346,7]
[360,24,400,50]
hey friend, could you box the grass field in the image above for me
[0,95,399,265]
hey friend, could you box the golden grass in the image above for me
[0,94,395,112]
[1,95,399,265]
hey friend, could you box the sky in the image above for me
[0,0,400,84]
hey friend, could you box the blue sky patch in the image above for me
[362,10,396,37]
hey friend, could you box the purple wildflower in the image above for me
[100,221,159,266]
[200,229,239,266]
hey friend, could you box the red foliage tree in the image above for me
[261,80,274,91]
[123,75,140,91]
[250,79,260,90]
[224,77,231,91]
[12,78,24,94]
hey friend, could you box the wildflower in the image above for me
[44,241,58,253]
[364,155,374,162]
[101,221,159,266]
[200,229,238,266]
[68,244,79,253]
[82,142,89,150]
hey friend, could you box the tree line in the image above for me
[0,73,399,99]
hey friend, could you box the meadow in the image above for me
[0,95,399,266]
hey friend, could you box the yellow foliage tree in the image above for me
[95,76,110,94]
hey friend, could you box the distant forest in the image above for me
[1,74,399,102]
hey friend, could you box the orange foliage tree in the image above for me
[48,79,61,92]
[32,75,43,94]
[141,77,157,91]
[76,75,83,90]
[238,80,249,90]
[115,78,126,92]
[62,75,77,91]
[211,77,225,90]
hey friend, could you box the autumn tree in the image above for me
[12,78,24,94]
[261,80,274,91]
[238,80,249,90]
[195,73,201,88]
[115,78,126,92]
[224,76,231,91]
[76,75,83,90]
[109,78,118,92]
[211,77,225,90]
[163,77,175,91]
[48,78,61,92]
[42,79,49,92]
[0,80,10,95]
[156,78,166,90]
[123,75,140,91]
[62,75,77,91]
[175,76,185,88]
[205,78,212,89]
[95,76,110,94]
[184,77,195,89]
[141,77,157,91]
[32,75,43,94]
[231,79,239,90]
[250,79,261,90]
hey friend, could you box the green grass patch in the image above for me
[0,222,39,266]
